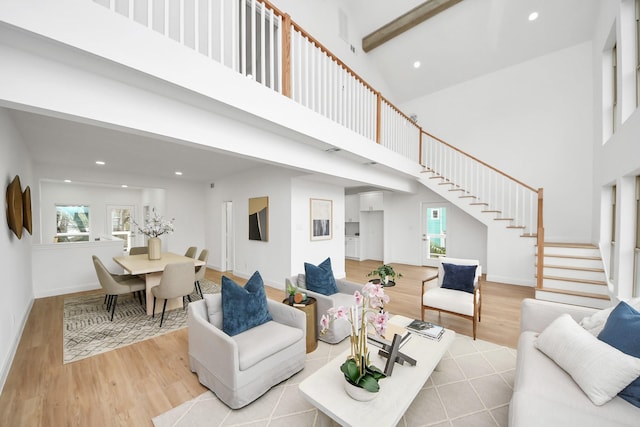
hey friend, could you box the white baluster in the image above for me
[260,2,265,85]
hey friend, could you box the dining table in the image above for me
[113,252,205,315]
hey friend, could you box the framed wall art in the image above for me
[310,198,332,241]
[248,196,269,241]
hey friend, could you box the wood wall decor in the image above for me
[6,175,23,239]
[23,186,32,235]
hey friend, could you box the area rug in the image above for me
[152,335,516,427]
[63,279,221,364]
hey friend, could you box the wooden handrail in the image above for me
[422,130,537,193]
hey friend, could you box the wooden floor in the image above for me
[0,259,533,426]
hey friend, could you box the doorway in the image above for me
[107,205,135,252]
[421,202,448,266]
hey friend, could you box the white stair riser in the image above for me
[540,256,603,270]
[542,267,606,282]
[542,279,609,295]
[535,290,611,309]
[544,247,599,257]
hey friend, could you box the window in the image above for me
[55,205,90,242]
[431,209,440,220]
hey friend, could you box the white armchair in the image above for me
[289,274,362,344]
[188,294,306,409]
[421,257,482,339]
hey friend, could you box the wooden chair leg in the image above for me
[160,300,168,327]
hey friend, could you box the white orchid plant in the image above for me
[132,208,175,238]
[320,281,390,392]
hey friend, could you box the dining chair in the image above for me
[92,255,146,321]
[184,246,197,258]
[421,257,482,339]
[151,261,196,327]
[194,249,209,298]
[129,246,148,255]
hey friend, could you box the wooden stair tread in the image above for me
[470,202,489,206]
[538,287,610,301]
[494,218,514,221]
[448,188,465,192]
[507,225,526,229]
[481,210,501,213]
[438,182,455,186]
[544,242,597,249]
[429,176,444,180]
[541,264,604,273]
[521,233,538,238]
[542,254,601,261]
[542,275,607,286]
[459,195,477,199]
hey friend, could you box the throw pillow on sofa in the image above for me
[579,297,640,336]
[598,301,640,408]
[535,313,640,406]
[221,271,272,336]
[304,257,338,295]
[441,263,477,293]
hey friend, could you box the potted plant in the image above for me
[285,279,298,305]
[367,264,402,287]
[320,282,390,399]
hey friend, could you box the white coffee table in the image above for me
[298,315,455,427]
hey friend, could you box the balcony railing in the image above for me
[94,0,545,287]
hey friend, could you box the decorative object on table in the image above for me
[131,208,175,260]
[285,278,298,305]
[320,281,390,398]
[310,198,332,241]
[367,264,402,287]
[5,174,23,239]
[22,185,32,235]
[248,196,269,241]
[378,333,417,376]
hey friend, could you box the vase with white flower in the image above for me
[131,208,175,260]
[320,282,390,400]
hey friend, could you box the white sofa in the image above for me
[188,295,306,409]
[509,298,640,426]
[289,274,362,344]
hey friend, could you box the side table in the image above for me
[283,297,318,353]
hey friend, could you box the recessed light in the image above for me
[121,184,128,188]
[64,179,71,183]
[364,161,378,166]
[528,12,538,21]
[95,160,105,165]
[413,61,421,69]
[175,171,183,176]
[325,147,341,153]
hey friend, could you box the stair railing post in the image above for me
[536,188,544,289]
[281,13,292,98]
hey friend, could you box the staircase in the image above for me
[535,242,611,308]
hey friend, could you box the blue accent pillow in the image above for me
[221,271,272,336]
[304,257,338,296]
[441,263,477,294]
[598,301,640,408]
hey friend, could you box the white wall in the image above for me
[290,177,346,278]
[401,42,595,243]
[0,108,34,392]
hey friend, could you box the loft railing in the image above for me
[94,0,544,288]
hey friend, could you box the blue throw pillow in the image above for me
[304,257,338,296]
[441,263,477,294]
[221,271,272,336]
[598,301,640,408]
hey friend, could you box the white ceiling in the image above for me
[345,0,599,103]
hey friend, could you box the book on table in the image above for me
[405,319,445,341]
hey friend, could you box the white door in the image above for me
[107,205,135,252]
[222,201,234,272]
[421,202,448,266]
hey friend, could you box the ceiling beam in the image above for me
[362,0,464,53]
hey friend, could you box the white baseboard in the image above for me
[0,297,34,394]
[486,274,535,287]
[34,282,101,298]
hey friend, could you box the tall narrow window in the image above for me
[636,0,640,106]
[613,44,618,132]
[611,185,617,280]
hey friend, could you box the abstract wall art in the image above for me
[310,198,332,241]
[248,196,269,241]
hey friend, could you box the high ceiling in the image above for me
[345,0,599,103]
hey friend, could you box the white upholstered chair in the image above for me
[193,249,209,298]
[421,257,482,339]
[151,261,195,327]
[92,255,146,321]
[188,294,306,409]
[184,246,197,258]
